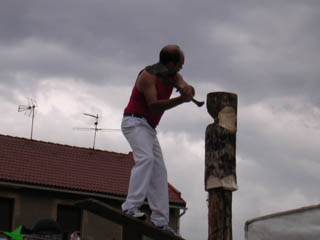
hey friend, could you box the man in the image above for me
[121,45,194,236]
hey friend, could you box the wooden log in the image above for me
[205,123,237,191]
[205,92,238,240]
[205,92,238,191]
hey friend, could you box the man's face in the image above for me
[167,52,185,75]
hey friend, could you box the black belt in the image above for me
[123,113,155,129]
[123,113,144,119]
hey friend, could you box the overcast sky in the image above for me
[1,0,320,239]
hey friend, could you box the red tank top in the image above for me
[124,71,176,128]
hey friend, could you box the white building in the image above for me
[245,204,320,240]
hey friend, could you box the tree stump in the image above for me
[205,92,238,240]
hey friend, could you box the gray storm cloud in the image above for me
[1,1,320,239]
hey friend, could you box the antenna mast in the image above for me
[83,113,99,149]
[74,113,120,150]
[18,99,37,140]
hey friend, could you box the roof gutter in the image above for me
[179,207,188,217]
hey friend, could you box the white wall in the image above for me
[246,206,320,240]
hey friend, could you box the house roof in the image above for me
[0,134,186,207]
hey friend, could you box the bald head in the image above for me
[162,44,181,52]
[159,45,184,65]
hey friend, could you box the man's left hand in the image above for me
[180,85,195,102]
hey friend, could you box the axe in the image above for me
[171,81,205,107]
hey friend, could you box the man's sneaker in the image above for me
[151,222,179,237]
[123,207,146,220]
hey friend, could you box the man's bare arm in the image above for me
[175,73,195,98]
[137,71,187,112]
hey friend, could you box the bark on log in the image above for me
[208,189,232,240]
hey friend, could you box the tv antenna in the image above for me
[73,113,120,149]
[18,98,37,140]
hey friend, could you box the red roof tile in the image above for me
[0,134,186,206]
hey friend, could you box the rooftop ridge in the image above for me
[0,133,130,156]
[0,179,125,197]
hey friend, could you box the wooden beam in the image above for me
[75,199,185,240]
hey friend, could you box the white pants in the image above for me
[121,116,169,226]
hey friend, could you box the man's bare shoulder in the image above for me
[138,69,158,79]
[136,70,157,91]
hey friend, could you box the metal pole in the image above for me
[92,115,98,149]
[31,105,35,140]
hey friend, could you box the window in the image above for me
[0,197,14,231]
[57,205,81,239]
